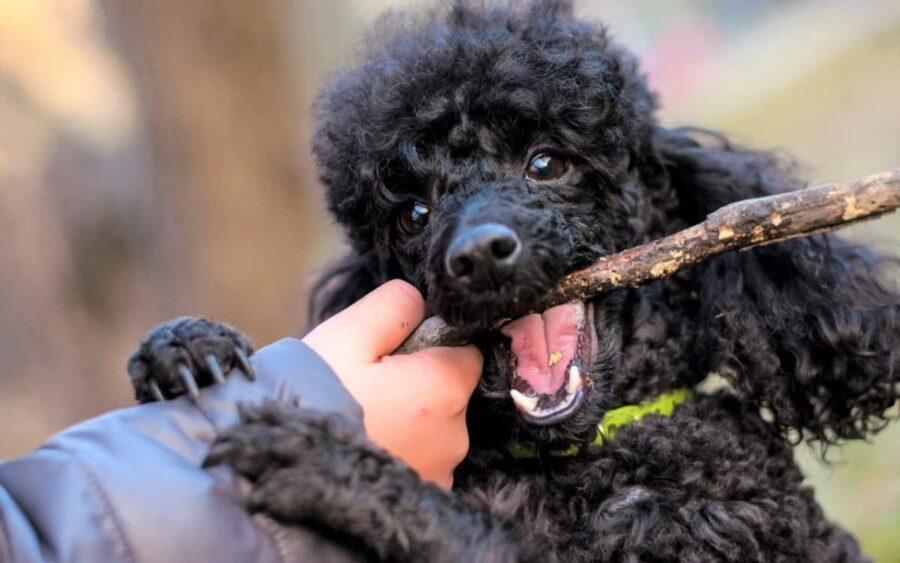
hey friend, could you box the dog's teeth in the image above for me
[510,389,539,412]
[566,365,583,395]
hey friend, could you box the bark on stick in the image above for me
[395,168,900,354]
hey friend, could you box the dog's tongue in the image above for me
[500,302,583,395]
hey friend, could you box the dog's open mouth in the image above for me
[494,301,596,426]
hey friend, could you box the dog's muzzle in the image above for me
[444,222,522,291]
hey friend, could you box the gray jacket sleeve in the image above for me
[0,338,367,563]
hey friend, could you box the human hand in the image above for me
[303,280,482,488]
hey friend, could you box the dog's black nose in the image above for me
[445,223,522,287]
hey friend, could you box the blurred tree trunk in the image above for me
[100,0,317,342]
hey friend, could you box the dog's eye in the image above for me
[525,153,569,181]
[399,201,431,236]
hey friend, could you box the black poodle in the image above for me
[128,1,898,561]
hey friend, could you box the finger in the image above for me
[413,345,483,396]
[425,418,469,489]
[449,416,471,464]
[376,345,482,414]
[304,279,426,362]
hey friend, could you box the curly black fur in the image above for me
[135,1,898,560]
[302,0,898,559]
[205,402,516,563]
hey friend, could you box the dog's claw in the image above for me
[149,379,166,402]
[178,364,201,401]
[128,317,254,403]
[205,354,227,385]
[234,348,255,381]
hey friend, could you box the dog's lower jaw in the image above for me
[459,297,628,450]
[497,300,597,426]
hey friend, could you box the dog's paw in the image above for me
[127,316,254,403]
[205,402,416,554]
[204,401,380,503]
[207,403,521,563]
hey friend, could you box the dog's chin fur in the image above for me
[306,1,898,559]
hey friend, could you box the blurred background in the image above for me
[0,0,897,558]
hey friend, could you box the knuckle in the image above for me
[429,372,470,414]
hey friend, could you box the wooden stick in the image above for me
[395,168,900,354]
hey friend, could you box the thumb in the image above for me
[304,279,426,362]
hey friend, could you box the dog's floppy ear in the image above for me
[307,251,383,329]
[654,127,899,443]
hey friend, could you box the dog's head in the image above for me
[311,0,899,448]
[312,0,658,441]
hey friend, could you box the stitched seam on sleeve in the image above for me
[68,452,136,563]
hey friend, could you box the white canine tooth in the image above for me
[510,389,540,412]
[566,366,583,395]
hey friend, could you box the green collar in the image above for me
[506,388,694,459]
